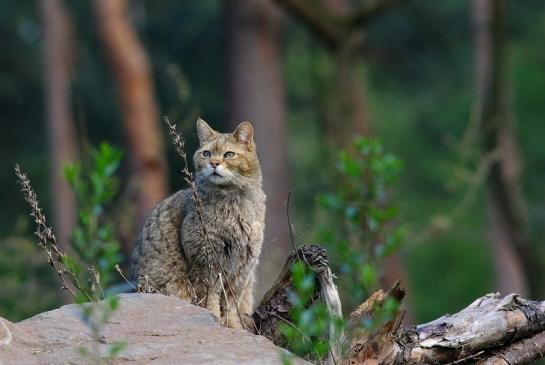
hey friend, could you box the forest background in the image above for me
[1,0,545,331]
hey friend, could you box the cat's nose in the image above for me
[210,160,221,168]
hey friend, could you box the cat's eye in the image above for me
[202,150,211,158]
[224,151,235,159]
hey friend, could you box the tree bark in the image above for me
[224,0,291,299]
[93,0,168,256]
[40,0,78,304]
[472,0,532,296]
[253,246,545,365]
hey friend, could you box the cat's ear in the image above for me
[196,118,216,143]
[233,121,254,150]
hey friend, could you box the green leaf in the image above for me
[108,341,127,358]
[360,264,377,290]
[108,296,119,311]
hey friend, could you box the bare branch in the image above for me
[274,0,349,47]
[350,0,409,27]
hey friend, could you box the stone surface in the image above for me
[0,293,309,365]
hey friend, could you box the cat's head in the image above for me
[193,118,261,187]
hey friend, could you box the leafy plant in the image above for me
[64,142,124,293]
[317,137,405,309]
[280,138,405,363]
[280,261,340,363]
[78,295,127,364]
[64,143,127,361]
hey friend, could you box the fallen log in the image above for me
[253,245,545,365]
[354,292,545,364]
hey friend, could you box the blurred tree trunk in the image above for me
[224,0,291,298]
[93,0,168,257]
[40,0,78,304]
[274,0,408,147]
[323,0,372,146]
[473,0,532,296]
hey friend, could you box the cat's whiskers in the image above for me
[192,169,211,182]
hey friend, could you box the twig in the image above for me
[409,148,502,245]
[286,191,299,253]
[90,266,105,300]
[114,264,137,291]
[446,351,484,365]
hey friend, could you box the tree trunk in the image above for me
[472,0,531,296]
[332,38,372,143]
[224,0,291,299]
[40,0,78,304]
[93,0,168,257]
[325,0,371,144]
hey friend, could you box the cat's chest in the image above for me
[181,196,264,251]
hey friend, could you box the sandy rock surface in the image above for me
[0,293,309,365]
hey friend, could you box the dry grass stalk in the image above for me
[163,117,215,283]
[14,164,92,301]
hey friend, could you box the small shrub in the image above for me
[317,137,405,309]
[64,142,124,294]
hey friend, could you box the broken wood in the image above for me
[252,245,344,365]
[253,246,545,364]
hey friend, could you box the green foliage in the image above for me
[78,295,127,364]
[280,261,341,362]
[64,142,124,293]
[281,139,405,362]
[317,137,405,309]
[361,297,401,332]
[0,232,60,321]
[64,143,126,362]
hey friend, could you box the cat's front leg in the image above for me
[224,274,254,329]
[205,290,221,320]
[238,273,254,316]
[225,300,244,329]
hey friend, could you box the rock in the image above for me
[0,293,309,365]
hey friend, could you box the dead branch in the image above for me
[274,0,409,48]
[273,0,349,46]
[350,0,409,27]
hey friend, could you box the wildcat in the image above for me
[130,118,266,328]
